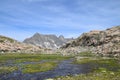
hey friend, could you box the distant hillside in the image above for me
[23,33,73,49]
[0,35,41,53]
[0,35,16,43]
[61,26,120,56]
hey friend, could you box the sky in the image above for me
[0,0,120,41]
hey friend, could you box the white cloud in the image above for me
[22,0,49,2]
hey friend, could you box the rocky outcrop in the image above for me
[23,33,73,49]
[61,26,120,56]
[0,35,42,53]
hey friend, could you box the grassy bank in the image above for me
[74,56,120,71]
[0,53,71,63]
[54,71,120,80]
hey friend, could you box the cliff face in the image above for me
[0,35,41,53]
[23,33,73,49]
[61,26,120,56]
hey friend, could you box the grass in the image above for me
[74,51,120,67]
[0,35,15,43]
[0,53,71,63]
[54,71,120,80]
[76,51,98,57]
[74,57,94,64]
[14,54,71,63]
[22,62,57,73]
[0,66,18,74]
[74,57,120,71]
[76,57,119,66]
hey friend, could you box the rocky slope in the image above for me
[0,35,42,53]
[61,26,120,56]
[23,33,73,49]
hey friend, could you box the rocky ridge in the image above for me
[61,26,120,56]
[0,35,42,53]
[23,33,73,49]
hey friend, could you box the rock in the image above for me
[23,33,73,49]
[61,26,120,57]
[0,35,42,53]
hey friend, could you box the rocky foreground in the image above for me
[61,26,120,57]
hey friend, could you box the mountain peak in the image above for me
[23,33,73,49]
[33,32,40,36]
[59,35,64,38]
[59,35,65,41]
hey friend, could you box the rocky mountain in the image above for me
[61,26,120,57]
[0,35,42,53]
[23,33,73,49]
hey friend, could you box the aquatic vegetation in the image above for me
[0,66,18,74]
[54,56,120,80]
[0,53,71,75]
[22,62,57,73]
[0,53,120,80]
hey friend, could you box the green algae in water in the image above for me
[22,62,57,73]
[0,66,18,74]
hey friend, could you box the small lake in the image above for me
[0,58,113,80]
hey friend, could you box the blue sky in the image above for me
[0,0,120,41]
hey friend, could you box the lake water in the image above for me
[0,59,97,80]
